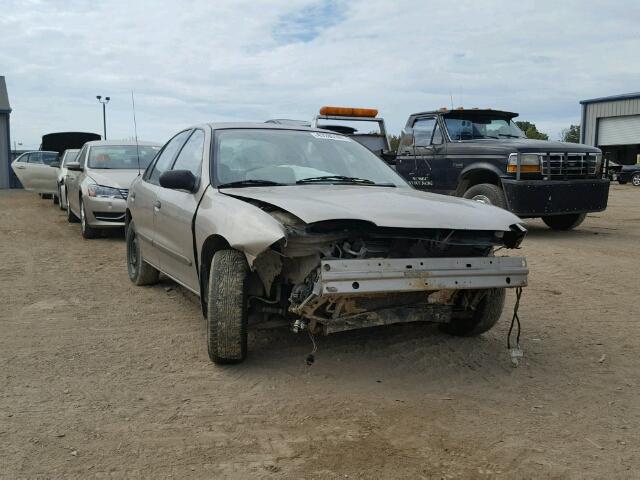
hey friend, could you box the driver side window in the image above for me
[147,130,191,185]
[413,118,439,147]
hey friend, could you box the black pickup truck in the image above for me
[394,108,610,230]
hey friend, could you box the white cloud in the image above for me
[1,0,639,148]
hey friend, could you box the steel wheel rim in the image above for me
[127,231,139,275]
[471,194,492,205]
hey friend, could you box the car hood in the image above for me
[222,185,522,231]
[453,138,600,155]
[86,169,141,189]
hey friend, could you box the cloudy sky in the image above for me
[2,0,639,149]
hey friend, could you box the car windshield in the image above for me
[444,115,526,140]
[215,129,409,187]
[88,145,160,169]
[62,150,79,166]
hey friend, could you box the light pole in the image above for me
[96,95,110,139]
[13,141,22,158]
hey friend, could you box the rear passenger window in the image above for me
[28,153,43,164]
[148,130,191,185]
[172,130,205,178]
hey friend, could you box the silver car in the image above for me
[65,140,161,238]
[126,123,528,364]
[55,149,79,210]
[11,151,60,194]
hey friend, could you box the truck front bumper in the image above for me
[501,178,610,217]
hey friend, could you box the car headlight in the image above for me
[507,153,542,173]
[87,185,122,198]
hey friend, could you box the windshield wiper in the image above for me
[217,179,286,188]
[498,133,522,138]
[296,175,379,185]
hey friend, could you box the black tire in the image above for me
[441,288,506,337]
[67,199,79,223]
[80,198,98,239]
[126,221,160,286]
[463,183,507,209]
[206,249,249,364]
[52,193,59,205]
[541,213,586,230]
[632,173,640,187]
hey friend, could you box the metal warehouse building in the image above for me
[0,76,11,189]
[580,92,640,165]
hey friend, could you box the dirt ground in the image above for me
[0,185,638,479]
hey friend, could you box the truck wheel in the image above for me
[542,213,586,230]
[80,198,98,239]
[126,221,160,285]
[206,249,249,364]
[632,173,640,187]
[463,183,507,209]
[441,288,505,337]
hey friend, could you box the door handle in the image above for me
[153,200,161,210]
[15,165,26,169]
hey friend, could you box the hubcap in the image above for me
[471,194,492,205]
[632,174,640,186]
[128,232,139,274]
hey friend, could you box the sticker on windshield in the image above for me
[310,132,352,142]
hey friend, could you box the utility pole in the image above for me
[96,95,110,139]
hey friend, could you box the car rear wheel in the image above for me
[126,221,160,286]
[632,173,640,187]
[463,183,507,209]
[618,180,628,185]
[441,288,506,337]
[52,193,59,205]
[80,198,98,239]
[541,213,586,230]
[206,249,249,364]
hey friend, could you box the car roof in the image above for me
[203,121,334,133]
[411,108,519,118]
[84,139,161,147]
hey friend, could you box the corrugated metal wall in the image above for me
[583,98,640,145]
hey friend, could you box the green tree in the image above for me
[388,134,400,151]
[560,124,581,143]
[515,121,549,140]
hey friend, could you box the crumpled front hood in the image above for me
[86,169,141,189]
[222,185,522,231]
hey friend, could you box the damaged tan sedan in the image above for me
[125,123,528,364]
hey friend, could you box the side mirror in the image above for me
[49,161,60,168]
[380,150,397,165]
[66,162,82,171]
[159,170,197,191]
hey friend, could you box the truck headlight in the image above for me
[88,185,122,198]
[595,153,602,173]
[507,153,541,173]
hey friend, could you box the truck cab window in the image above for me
[413,118,437,147]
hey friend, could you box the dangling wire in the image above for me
[507,287,522,350]
[306,329,318,365]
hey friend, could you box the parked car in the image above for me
[125,123,528,364]
[615,164,640,186]
[55,149,79,210]
[65,140,161,238]
[11,151,60,195]
[394,108,610,230]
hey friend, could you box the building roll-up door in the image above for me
[597,115,640,146]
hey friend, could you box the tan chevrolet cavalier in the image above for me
[125,123,529,364]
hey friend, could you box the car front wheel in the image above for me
[441,288,506,337]
[541,213,586,230]
[58,185,66,210]
[126,221,160,285]
[206,249,250,364]
[80,198,98,239]
[632,173,640,187]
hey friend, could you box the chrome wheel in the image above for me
[471,194,492,205]
[632,173,640,187]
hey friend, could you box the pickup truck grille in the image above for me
[118,188,129,199]
[541,153,598,178]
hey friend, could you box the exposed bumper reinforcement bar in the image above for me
[316,256,528,295]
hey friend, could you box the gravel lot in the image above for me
[1,185,638,479]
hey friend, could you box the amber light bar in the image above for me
[319,106,378,117]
